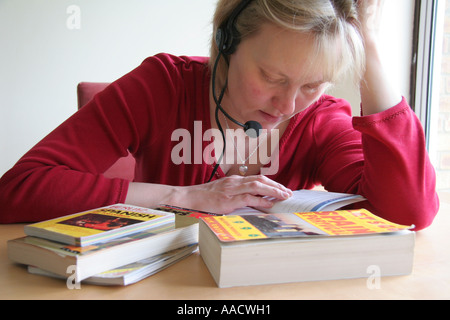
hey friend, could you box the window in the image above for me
[413,0,450,192]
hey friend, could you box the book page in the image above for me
[262,190,365,213]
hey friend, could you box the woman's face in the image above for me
[223,23,330,131]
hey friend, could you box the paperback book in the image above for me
[199,209,415,288]
[27,244,197,286]
[24,204,174,247]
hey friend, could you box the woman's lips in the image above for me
[259,110,283,124]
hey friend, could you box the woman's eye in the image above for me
[263,74,277,83]
[261,70,283,84]
[303,84,320,93]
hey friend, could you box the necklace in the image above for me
[223,115,267,176]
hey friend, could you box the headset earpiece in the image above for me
[215,27,228,54]
[215,0,252,56]
[216,25,239,56]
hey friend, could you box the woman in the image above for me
[0,0,439,230]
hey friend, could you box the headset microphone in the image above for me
[214,88,262,138]
[242,120,263,138]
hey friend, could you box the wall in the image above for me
[0,0,216,175]
[0,0,416,176]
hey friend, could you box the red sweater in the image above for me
[0,53,439,229]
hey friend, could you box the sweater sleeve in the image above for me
[314,97,439,230]
[352,98,439,230]
[0,54,181,223]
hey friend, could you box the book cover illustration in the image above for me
[24,204,174,246]
[201,209,412,242]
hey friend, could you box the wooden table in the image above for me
[1,192,449,300]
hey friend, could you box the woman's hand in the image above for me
[356,0,385,41]
[355,0,402,115]
[169,175,293,214]
[125,175,292,215]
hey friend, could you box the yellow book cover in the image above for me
[24,204,174,246]
[201,209,412,242]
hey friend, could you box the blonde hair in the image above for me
[210,0,365,90]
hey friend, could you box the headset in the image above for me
[208,0,262,182]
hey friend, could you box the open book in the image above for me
[232,189,366,215]
[198,191,414,288]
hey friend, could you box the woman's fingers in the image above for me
[213,175,292,213]
[239,175,292,199]
[356,0,385,34]
[229,192,276,211]
[176,175,292,215]
[222,175,292,199]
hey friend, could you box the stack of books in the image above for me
[7,204,199,286]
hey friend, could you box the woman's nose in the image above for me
[271,87,297,116]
